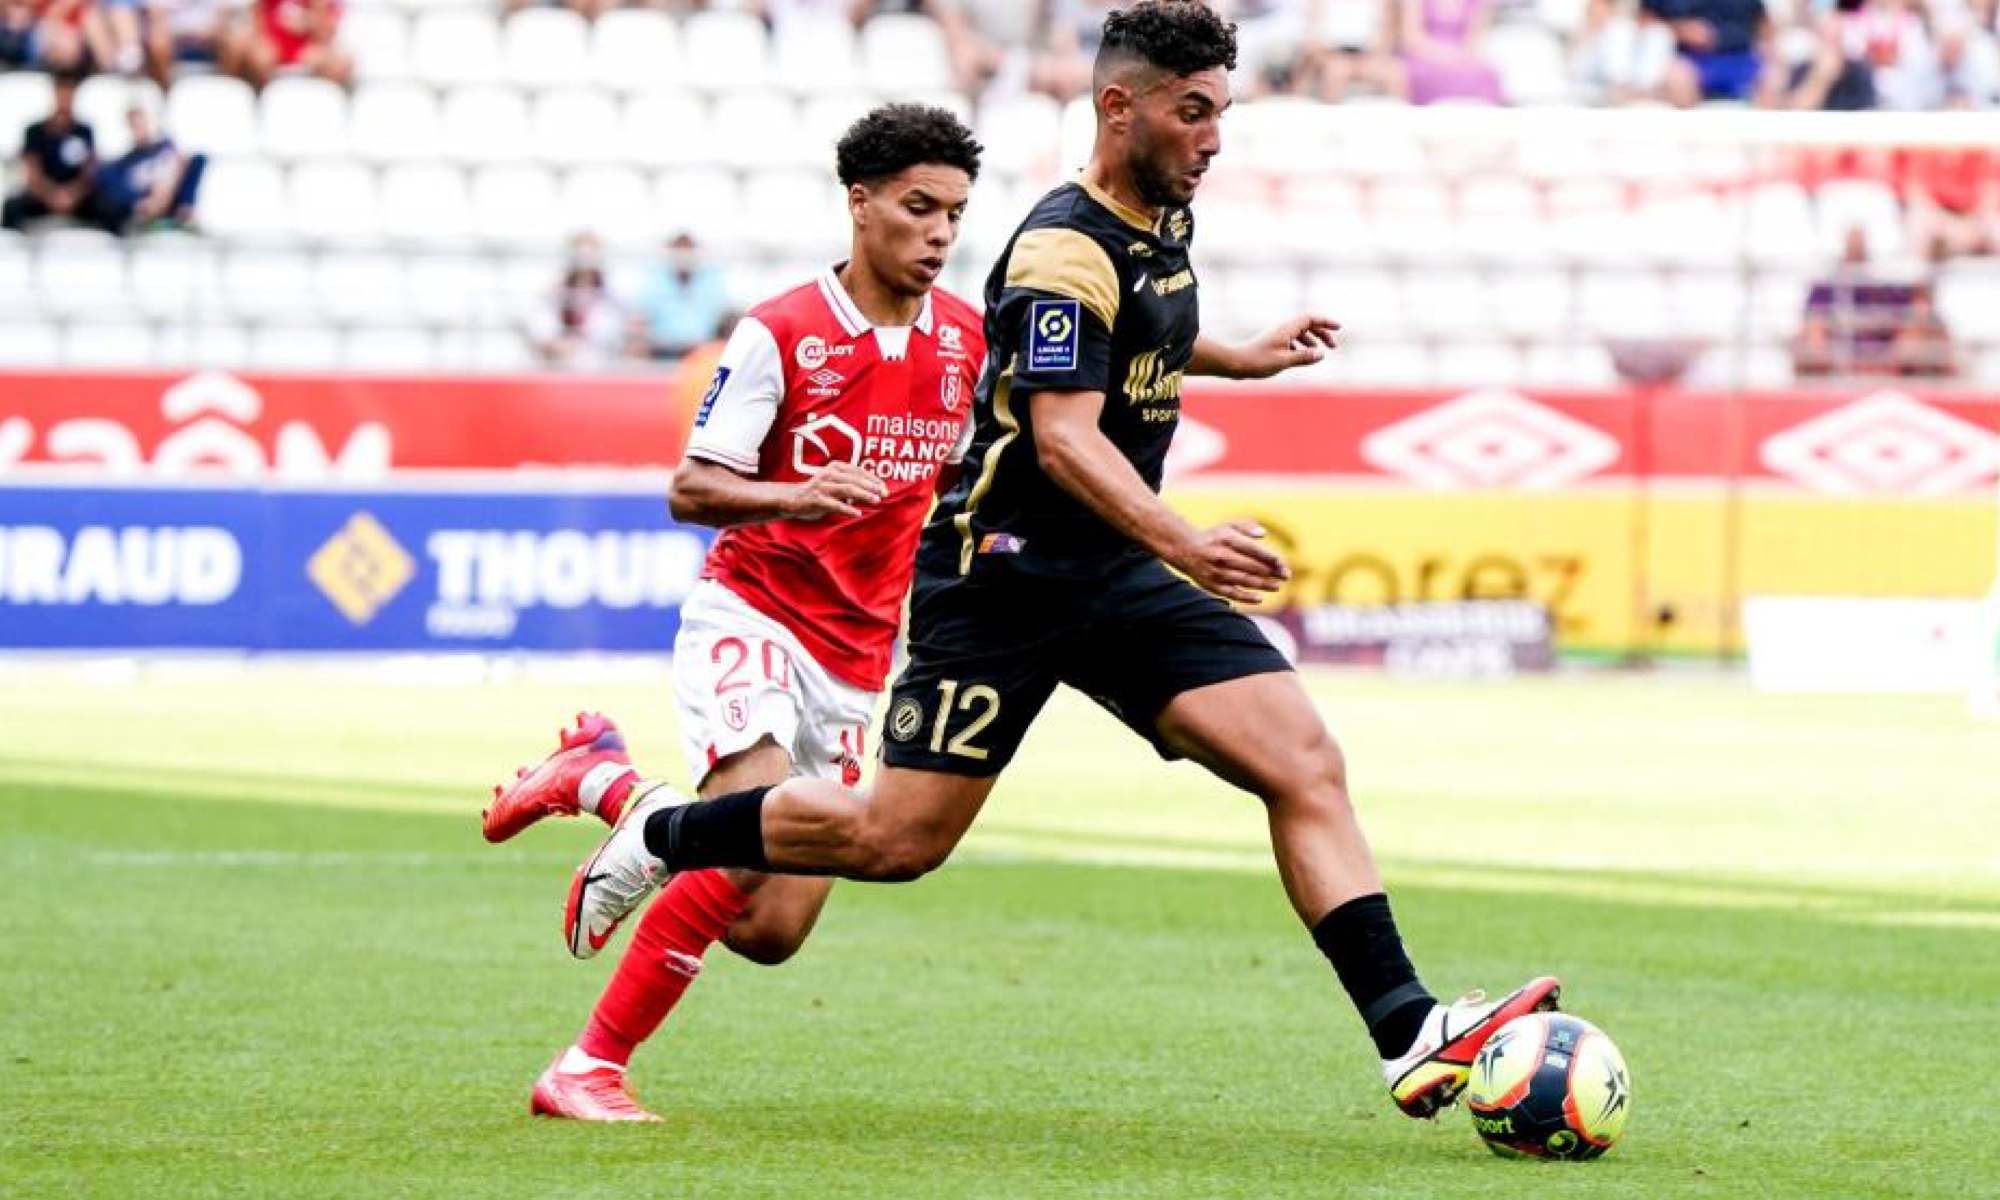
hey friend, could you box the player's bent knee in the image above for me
[859,834,950,882]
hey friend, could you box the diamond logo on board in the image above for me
[1360,390,1621,489]
[308,512,415,626]
[1759,392,2000,495]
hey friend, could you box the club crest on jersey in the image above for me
[940,369,963,412]
[1028,300,1080,373]
[694,366,731,428]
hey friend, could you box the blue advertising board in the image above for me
[0,485,712,652]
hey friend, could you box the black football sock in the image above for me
[1311,893,1438,1059]
[641,786,771,872]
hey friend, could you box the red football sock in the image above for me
[575,869,748,1067]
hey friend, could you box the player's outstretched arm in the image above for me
[1031,389,1288,605]
[668,459,887,529]
[1189,315,1341,380]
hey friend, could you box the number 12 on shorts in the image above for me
[931,679,1000,760]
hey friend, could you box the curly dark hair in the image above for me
[835,103,983,189]
[1098,1,1238,77]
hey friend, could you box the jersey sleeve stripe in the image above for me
[1004,228,1121,331]
[683,443,761,472]
[954,366,1020,575]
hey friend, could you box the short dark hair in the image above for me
[835,103,983,189]
[1098,1,1238,77]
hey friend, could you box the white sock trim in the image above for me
[578,761,637,816]
[557,1046,626,1075]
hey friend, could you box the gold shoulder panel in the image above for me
[1005,228,1120,330]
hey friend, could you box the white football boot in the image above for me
[562,783,685,960]
[1382,975,1562,1117]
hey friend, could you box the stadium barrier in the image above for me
[1,370,1995,656]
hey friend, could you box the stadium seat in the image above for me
[0,73,53,145]
[592,9,683,93]
[0,319,60,366]
[166,76,259,160]
[1685,344,1793,387]
[741,171,846,256]
[379,163,473,246]
[344,325,437,370]
[220,249,319,323]
[1815,179,1905,261]
[1547,179,1640,263]
[711,93,809,170]
[403,254,499,328]
[495,250,562,323]
[622,91,714,168]
[471,329,538,372]
[60,321,155,367]
[0,232,36,318]
[976,94,1063,178]
[441,86,531,166]
[1433,340,1525,386]
[1576,269,1670,340]
[1489,268,1573,338]
[249,323,344,370]
[411,10,504,87]
[1457,175,1546,265]
[1523,341,1620,387]
[653,168,744,248]
[289,161,383,245]
[531,89,627,167]
[1369,178,1456,262]
[1486,25,1569,105]
[1405,268,1493,337]
[129,238,219,322]
[76,76,160,160]
[1341,340,1433,386]
[469,164,562,245]
[772,13,861,95]
[348,84,443,163]
[503,8,591,89]
[33,229,130,321]
[1934,264,2000,341]
[1976,350,2000,387]
[557,166,660,249]
[1308,267,1407,338]
[186,321,252,368]
[342,9,412,83]
[260,78,351,161]
[681,10,772,91]
[860,14,954,93]
[193,161,293,243]
[1631,192,1741,267]
[1744,182,1822,267]
[314,251,409,324]
[1748,272,1809,340]
[1666,268,1750,341]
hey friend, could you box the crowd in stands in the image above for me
[2,68,205,232]
[0,0,348,87]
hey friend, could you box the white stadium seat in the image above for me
[1935,264,2000,341]
[220,249,319,323]
[1666,269,1750,341]
[405,254,495,326]
[592,9,681,93]
[680,10,771,91]
[0,320,61,366]
[710,93,807,169]
[0,232,37,318]
[440,85,531,166]
[288,161,383,245]
[186,321,252,368]
[0,73,53,145]
[1744,182,1821,268]
[503,8,591,89]
[860,14,954,93]
[342,9,412,83]
[250,323,344,370]
[740,170,846,256]
[469,164,563,245]
[1309,267,1406,338]
[1576,269,1669,340]
[1433,340,1525,386]
[76,76,161,160]
[1342,340,1433,386]
[1405,268,1493,338]
[261,78,351,161]
[314,251,409,324]
[349,84,443,163]
[1486,24,1568,105]
[531,89,626,167]
[1523,341,1619,387]
[196,161,293,243]
[558,166,659,248]
[34,229,130,320]
[976,94,1062,178]
[653,168,744,248]
[345,325,437,370]
[60,321,155,367]
[129,238,219,322]
[622,91,713,168]
[1748,272,1810,340]
[411,10,504,86]
[1815,179,1905,260]
[771,13,860,95]
[1490,268,1574,339]
[167,76,259,159]
[378,163,473,245]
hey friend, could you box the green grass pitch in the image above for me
[2,664,1995,1198]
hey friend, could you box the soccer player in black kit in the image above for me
[566,0,1560,1119]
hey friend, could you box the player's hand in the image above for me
[784,461,888,521]
[1173,520,1291,605]
[1231,315,1341,380]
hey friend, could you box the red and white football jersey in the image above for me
[683,267,985,691]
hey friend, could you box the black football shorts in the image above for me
[879,557,1293,777]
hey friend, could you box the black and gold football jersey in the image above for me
[919,178,1201,579]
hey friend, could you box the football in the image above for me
[1464,1012,1631,1161]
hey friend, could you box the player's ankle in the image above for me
[558,1043,629,1075]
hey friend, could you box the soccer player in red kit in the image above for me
[480,104,986,1121]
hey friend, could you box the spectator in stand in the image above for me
[31,0,117,72]
[1030,0,1122,101]
[1573,0,1678,103]
[144,0,245,86]
[1903,146,1997,257]
[527,231,635,370]
[93,102,207,234]
[1648,0,1779,105]
[1795,226,1944,377]
[2,0,42,65]
[240,0,352,89]
[100,0,157,73]
[2,72,124,233]
[1401,0,1505,103]
[1831,0,1939,109]
[638,232,729,361]
[915,0,1013,96]
[1934,9,2000,105]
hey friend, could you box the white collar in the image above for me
[818,264,934,338]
